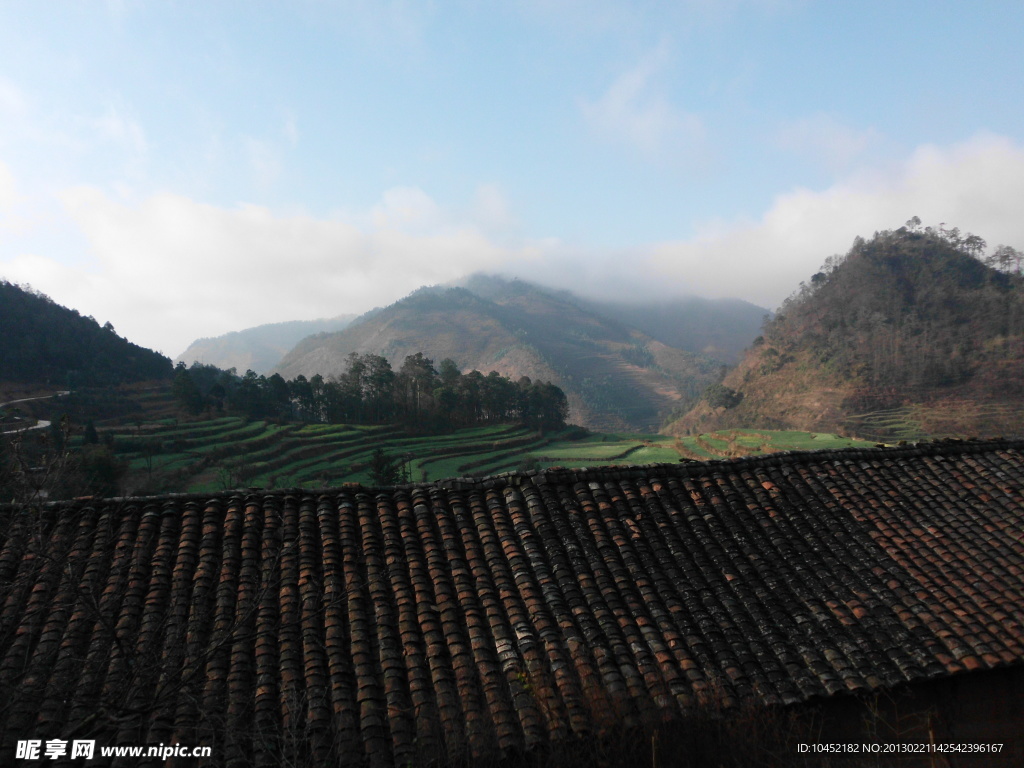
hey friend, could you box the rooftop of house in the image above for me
[1,438,1023,766]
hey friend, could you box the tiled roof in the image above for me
[2,439,1023,766]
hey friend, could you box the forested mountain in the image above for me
[454,275,767,363]
[0,280,172,387]
[275,276,724,431]
[565,295,766,364]
[175,313,357,373]
[668,223,1024,439]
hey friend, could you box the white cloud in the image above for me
[1,187,518,357]
[580,43,705,160]
[775,113,881,172]
[4,134,1022,361]
[645,133,1024,309]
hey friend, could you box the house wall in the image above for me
[799,665,1024,766]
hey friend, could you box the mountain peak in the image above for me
[667,225,1024,439]
[274,276,751,431]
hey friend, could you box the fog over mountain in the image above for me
[274,275,743,431]
[176,314,357,375]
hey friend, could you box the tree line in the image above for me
[173,352,569,432]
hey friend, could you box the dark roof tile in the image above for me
[3,439,1024,765]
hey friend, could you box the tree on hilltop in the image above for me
[367,448,408,486]
[987,244,1023,274]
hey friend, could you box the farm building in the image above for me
[1,439,1023,766]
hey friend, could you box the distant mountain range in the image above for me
[667,226,1024,440]
[10,226,1022,442]
[175,314,357,374]
[274,275,764,431]
[552,295,765,365]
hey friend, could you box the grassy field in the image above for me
[87,414,880,495]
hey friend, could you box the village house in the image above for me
[1,439,1022,766]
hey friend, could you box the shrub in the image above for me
[703,384,744,410]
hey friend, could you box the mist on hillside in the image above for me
[452,272,770,365]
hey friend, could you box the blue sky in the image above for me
[2,1,1024,358]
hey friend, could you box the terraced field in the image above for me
[840,400,1024,443]
[102,419,579,493]
[91,416,878,495]
[675,429,868,460]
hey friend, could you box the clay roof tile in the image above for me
[2,439,1024,766]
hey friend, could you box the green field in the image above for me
[90,415,879,495]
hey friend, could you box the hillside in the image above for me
[275,277,723,431]
[570,295,767,364]
[0,280,172,390]
[175,313,357,374]
[667,225,1024,439]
